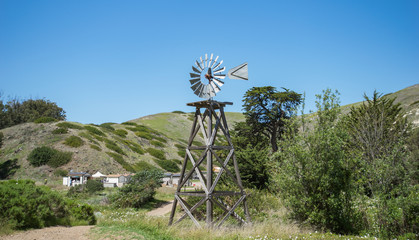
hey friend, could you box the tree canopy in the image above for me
[0,97,66,129]
[242,86,302,152]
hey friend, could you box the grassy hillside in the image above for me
[0,84,417,182]
[0,111,244,181]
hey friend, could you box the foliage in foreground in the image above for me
[0,180,95,230]
[111,170,163,208]
[271,89,418,238]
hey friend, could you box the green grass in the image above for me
[106,152,134,172]
[150,140,165,147]
[56,122,83,130]
[90,144,101,151]
[84,125,106,137]
[63,136,84,148]
[146,148,165,160]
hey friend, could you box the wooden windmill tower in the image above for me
[168,54,250,228]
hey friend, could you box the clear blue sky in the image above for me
[1,0,418,124]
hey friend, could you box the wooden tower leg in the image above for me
[169,100,250,228]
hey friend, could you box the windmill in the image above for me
[169,54,250,228]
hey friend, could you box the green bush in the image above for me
[56,122,83,130]
[153,159,180,172]
[132,161,158,172]
[135,131,153,140]
[154,136,167,143]
[52,127,68,134]
[121,122,138,126]
[128,144,144,155]
[105,140,126,155]
[0,159,19,179]
[84,125,106,136]
[0,131,3,148]
[28,146,57,166]
[146,148,165,159]
[114,129,128,138]
[66,199,96,225]
[90,144,101,151]
[150,140,165,147]
[34,116,58,123]
[177,149,186,158]
[53,169,68,177]
[99,122,115,131]
[86,179,104,193]
[63,136,84,148]
[48,151,72,168]
[106,152,134,172]
[28,146,72,168]
[111,170,163,208]
[0,180,95,229]
[172,110,185,114]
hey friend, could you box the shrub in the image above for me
[0,159,19,179]
[0,131,4,148]
[114,129,128,138]
[146,148,165,159]
[121,122,137,126]
[63,136,84,148]
[172,110,185,114]
[132,161,158,172]
[84,125,106,136]
[28,146,72,168]
[150,140,165,147]
[90,144,101,151]
[56,122,83,130]
[177,149,186,158]
[0,180,95,229]
[111,170,163,208]
[48,151,72,168]
[99,122,115,131]
[28,146,56,166]
[135,131,153,140]
[128,145,144,155]
[52,127,68,134]
[53,169,68,177]
[105,141,125,155]
[86,179,104,193]
[154,136,167,143]
[153,159,180,173]
[106,152,134,172]
[34,116,58,123]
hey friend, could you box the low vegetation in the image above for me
[0,180,95,231]
[146,147,165,159]
[63,136,84,147]
[28,146,72,168]
[153,159,180,172]
[111,170,163,208]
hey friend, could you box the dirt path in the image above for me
[0,225,93,240]
[146,200,174,216]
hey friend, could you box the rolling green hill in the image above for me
[0,84,417,182]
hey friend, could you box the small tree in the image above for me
[273,89,358,234]
[345,91,411,197]
[242,86,302,152]
[111,169,163,208]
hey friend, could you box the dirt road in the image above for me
[146,200,174,216]
[0,225,93,240]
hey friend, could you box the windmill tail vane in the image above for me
[189,53,248,100]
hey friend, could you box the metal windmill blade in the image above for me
[188,54,248,100]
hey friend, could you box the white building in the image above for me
[63,172,91,187]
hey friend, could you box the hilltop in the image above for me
[0,84,417,182]
[0,110,245,181]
